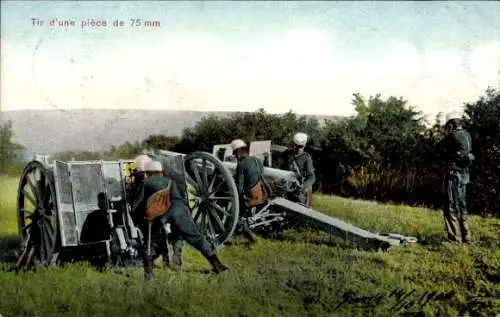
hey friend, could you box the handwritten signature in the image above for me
[335,288,456,312]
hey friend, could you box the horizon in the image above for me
[0,107,343,117]
[1,1,499,122]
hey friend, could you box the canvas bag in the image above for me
[245,157,274,207]
[145,181,173,222]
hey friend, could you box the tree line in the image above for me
[2,88,498,217]
[0,120,25,175]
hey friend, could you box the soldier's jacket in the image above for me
[438,128,473,172]
[281,150,316,191]
[235,155,264,197]
[131,174,186,219]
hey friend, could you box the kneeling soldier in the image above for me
[133,158,229,279]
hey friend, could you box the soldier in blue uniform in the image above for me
[438,112,474,243]
[231,139,271,242]
[279,132,316,207]
[231,139,269,207]
[131,156,229,278]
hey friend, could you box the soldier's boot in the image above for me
[143,255,155,280]
[160,252,182,272]
[161,251,170,269]
[460,218,471,243]
[444,213,460,243]
[207,254,229,274]
[241,221,255,244]
[242,229,256,244]
[170,240,184,271]
[238,212,256,244]
[152,240,170,270]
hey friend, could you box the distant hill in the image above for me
[1,109,341,157]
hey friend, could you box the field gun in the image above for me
[13,145,416,272]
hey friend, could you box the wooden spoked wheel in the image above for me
[184,151,239,250]
[16,161,60,271]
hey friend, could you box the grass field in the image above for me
[0,175,499,317]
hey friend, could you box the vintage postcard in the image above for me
[1,1,499,316]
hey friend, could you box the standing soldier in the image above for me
[231,139,271,209]
[280,132,316,207]
[131,156,229,279]
[438,111,474,243]
[230,139,272,242]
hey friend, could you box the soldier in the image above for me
[438,111,474,243]
[129,154,151,224]
[132,157,229,279]
[129,155,174,273]
[143,159,185,272]
[231,139,271,209]
[280,132,316,207]
[231,139,272,242]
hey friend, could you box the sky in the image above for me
[1,1,499,121]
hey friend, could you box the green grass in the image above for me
[1,175,499,317]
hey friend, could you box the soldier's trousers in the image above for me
[287,189,311,207]
[150,224,184,268]
[443,170,471,242]
[159,200,215,258]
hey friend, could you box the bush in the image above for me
[0,120,25,175]
[465,87,500,216]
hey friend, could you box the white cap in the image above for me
[445,111,462,122]
[293,132,308,146]
[230,139,247,151]
[145,160,163,172]
[134,154,152,172]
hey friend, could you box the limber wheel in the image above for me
[184,151,239,249]
[16,161,60,272]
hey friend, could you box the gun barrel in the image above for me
[221,161,298,183]
[157,150,299,184]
